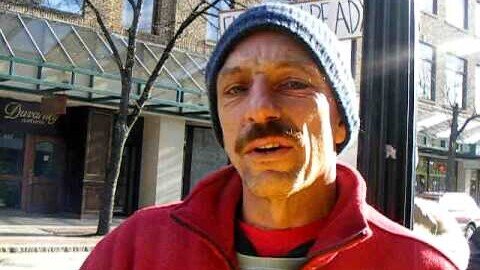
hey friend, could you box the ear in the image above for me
[334,120,346,146]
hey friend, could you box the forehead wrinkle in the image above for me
[220,59,319,78]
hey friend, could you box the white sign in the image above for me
[219,0,363,40]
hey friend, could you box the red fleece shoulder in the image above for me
[366,205,459,269]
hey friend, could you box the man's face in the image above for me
[217,31,346,199]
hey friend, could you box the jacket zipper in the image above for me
[301,229,370,269]
[171,213,236,270]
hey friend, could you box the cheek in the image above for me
[302,94,333,143]
[218,107,240,156]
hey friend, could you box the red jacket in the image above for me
[81,163,459,269]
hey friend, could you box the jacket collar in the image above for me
[171,163,372,265]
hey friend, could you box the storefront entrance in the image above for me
[0,133,65,213]
[21,135,65,213]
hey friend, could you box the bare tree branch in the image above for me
[129,0,223,128]
[84,0,124,73]
[127,0,136,8]
[125,0,143,74]
[458,113,480,135]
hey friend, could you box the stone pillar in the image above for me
[139,115,186,208]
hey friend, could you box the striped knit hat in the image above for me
[205,2,358,153]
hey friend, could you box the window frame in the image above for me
[419,0,438,15]
[27,0,86,16]
[418,41,436,101]
[122,0,156,34]
[0,132,25,178]
[445,53,467,108]
[205,0,232,43]
[445,0,468,30]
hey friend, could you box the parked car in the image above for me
[417,192,480,239]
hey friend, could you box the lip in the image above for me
[242,136,295,155]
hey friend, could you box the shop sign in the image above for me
[2,101,59,125]
[0,99,61,135]
[219,0,363,40]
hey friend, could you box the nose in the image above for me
[244,75,280,124]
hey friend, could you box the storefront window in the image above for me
[414,3,480,261]
[0,133,24,176]
[416,156,447,193]
[122,0,155,33]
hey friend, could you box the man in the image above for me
[81,3,459,269]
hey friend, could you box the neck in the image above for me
[242,172,337,230]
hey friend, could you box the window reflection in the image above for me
[0,133,24,176]
[415,1,480,267]
[419,0,437,14]
[205,0,231,42]
[38,0,84,14]
[122,0,154,33]
[33,141,56,178]
[445,54,466,108]
[418,42,435,100]
[445,0,467,29]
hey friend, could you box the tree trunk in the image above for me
[96,76,132,235]
[96,117,129,235]
[446,104,459,192]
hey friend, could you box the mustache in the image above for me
[234,120,302,154]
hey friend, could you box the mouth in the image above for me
[243,137,294,156]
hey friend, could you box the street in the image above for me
[0,252,89,270]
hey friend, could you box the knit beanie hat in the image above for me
[205,2,359,153]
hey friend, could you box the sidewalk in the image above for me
[0,209,124,253]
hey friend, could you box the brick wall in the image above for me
[0,0,124,33]
[171,0,260,54]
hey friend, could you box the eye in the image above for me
[277,79,310,91]
[224,85,248,96]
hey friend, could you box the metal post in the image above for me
[358,0,416,228]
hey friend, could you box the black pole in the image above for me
[357,0,416,228]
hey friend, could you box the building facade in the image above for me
[1,0,477,218]
[415,0,480,200]
[0,0,228,217]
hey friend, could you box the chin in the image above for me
[243,170,300,198]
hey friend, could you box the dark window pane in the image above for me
[445,54,466,107]
[0,133,24,176]
[33,141,56,178]
[418,43,434,100]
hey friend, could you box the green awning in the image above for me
[0,11,210,119]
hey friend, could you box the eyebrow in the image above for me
[218,66,244,77]
[274,61,320,75]
[218,60,321,77]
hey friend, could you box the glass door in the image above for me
[21,135,65,213]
